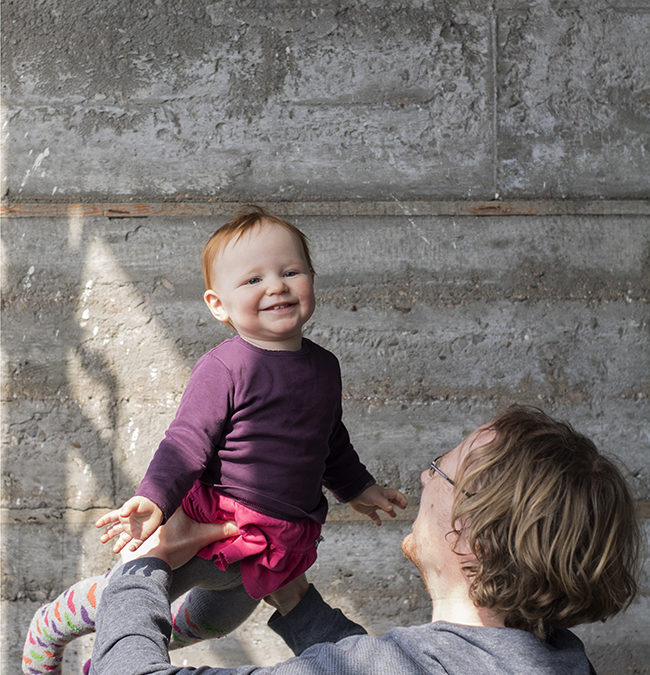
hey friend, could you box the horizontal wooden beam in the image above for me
[327,500,650,522]
[2,199,649,219]
[2,501,648,525]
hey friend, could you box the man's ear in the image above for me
[204,289,230,323]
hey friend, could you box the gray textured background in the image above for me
[2,1,649,673]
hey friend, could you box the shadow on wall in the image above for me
[2,211,266,669]
[2,209,649,672]
[4,211,399,671]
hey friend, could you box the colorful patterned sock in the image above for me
[169,586,259,648]
[23,558,257,671]
[22,570,111,674]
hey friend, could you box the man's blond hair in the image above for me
[452,405,641,639]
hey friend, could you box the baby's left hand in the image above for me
[348,484,408,526]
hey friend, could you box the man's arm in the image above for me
[92,557,366,674]
[93,557,265,674]
[91,557,199,675]
[267,584,366,656]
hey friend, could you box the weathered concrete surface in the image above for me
[2,213,648,672]
[1,0,493,200]
[497,1,650,198]
[3,215,648,509]
[2,0,649,671]
[2,0,649,201]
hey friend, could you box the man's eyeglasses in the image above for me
[429,456,474,497]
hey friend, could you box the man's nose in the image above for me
[420,468,432,486]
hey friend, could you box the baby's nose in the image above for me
[266,277,287,293]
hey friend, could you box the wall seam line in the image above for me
[2,200,649,218]
[491,2,499,200]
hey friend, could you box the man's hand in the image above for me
[120,508,239,569]
[348,484,408,526]
[96,496,164,554]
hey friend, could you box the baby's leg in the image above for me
[23,514,245,672]
[22,569,112,674]
[168,556,259,648]
[169,586,259,648]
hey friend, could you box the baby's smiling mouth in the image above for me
[263,302,295,311]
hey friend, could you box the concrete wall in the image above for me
[3,0,649,200]
[1,1,649,673]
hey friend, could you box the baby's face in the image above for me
[204,220,315,351]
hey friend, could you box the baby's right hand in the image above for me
[95,496,163,554]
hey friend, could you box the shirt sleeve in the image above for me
[92,558,255,674]
[321,396,375,503]
[135,353,233,521]
[92,560,367,675]
[267,585,366,655]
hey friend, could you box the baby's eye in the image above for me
[246,277,261,285]
[283,271,298,278]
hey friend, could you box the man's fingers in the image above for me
[222,521,239,537]
[127,538,144,552]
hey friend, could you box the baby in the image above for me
[22,205,406,674]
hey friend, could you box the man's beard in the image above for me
[401,532,431,593]
[402,533,424,575]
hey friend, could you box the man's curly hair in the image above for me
[451,405,641,639]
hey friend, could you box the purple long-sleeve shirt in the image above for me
[136,336,374,523]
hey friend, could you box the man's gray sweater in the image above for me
[91,558,596,674]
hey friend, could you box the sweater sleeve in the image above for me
[267,585,366,656]
[92,560,367,675]
[91,558,255,675]
[321,398,375,503]
[135,353,233,521]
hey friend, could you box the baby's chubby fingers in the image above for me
[99,522,126,544]
[378,495,397,518]
[367,509,383,526]
[385,488,408,511]
[95,508,122,530]
[348,484,407,526]
[377,488,409,518]
[112,531,142,554]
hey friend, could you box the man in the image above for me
[91,406,640,673]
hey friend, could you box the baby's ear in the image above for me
[204,289,230,323]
